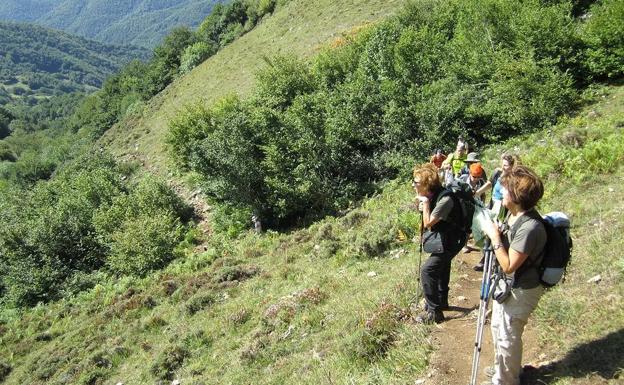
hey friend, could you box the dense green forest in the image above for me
[0,21,150,104]
[0,0,224,48]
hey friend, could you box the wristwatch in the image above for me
[493,243,503,250]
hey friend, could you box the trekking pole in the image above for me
[469,240,496,385]
[418,212,424,282]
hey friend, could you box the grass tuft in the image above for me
[151,345,190,381]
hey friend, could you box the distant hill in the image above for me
[0,21,150,104]
[0,0,222,48]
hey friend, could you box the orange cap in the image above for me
[470,163,483,178]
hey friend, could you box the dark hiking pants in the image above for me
[421,247,461,312]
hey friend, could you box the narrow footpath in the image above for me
[423,250,543,385]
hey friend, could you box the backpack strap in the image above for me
[491,168,502,186]
[430,188,463,234]
[508,209,545,270]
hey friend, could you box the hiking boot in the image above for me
[484,366,495,378]
[415,310,445,324]
[473,263,484,272]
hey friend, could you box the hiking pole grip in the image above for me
[481,239,493,300]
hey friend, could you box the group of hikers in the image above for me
[413,138,547,385]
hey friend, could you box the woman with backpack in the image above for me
[479,153,518,218]
[412,163,467,324]
[474,153,518,271]
[481,165,547,385]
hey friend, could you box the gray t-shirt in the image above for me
[507,213,547,289]
[431,196,454,222]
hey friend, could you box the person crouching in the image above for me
[412,163,467,324]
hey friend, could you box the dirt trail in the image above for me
[423,250,543,385]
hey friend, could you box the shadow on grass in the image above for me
[522,328,624,384]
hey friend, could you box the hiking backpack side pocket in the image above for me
[540,212,573,287]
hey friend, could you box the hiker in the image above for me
[442,141,468,179]
[461,152,488,180]
[460,162,487,201]
[484,154,518,217]
[251,214,262,233]
[481,165,546,385]
[460,163,487,253]
[473,154,518,271]
[412,163,467,324]
[430,149,447,169]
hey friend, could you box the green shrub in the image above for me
[341,209,370,228]
[254,54,316,110]
[185,292,216,315]
[483,55,576,139]
[179,41,217,74]
[211,202,254,237]
[0,156,124,306]
[582,0,624,79]
[396,207,420,241]
[131,176,192,220]
[106,214,184,277]
[0,361,11,381]
[257,0,277,16]
[151,345,190,380]
[169,0,611,228]
[0,141,16,162]
[347,219,398,259]
[0,106,13,139]
[0,153,190,306]
[347,302,406,362]
[60,271,106,298]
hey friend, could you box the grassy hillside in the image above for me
[99,0,407,172]
[0,83,621,385]
[0,0,621,384]
[0,0,222,48]
[0,21,149,103]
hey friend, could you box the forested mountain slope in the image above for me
[0,22,150,103]
[0,0,222,48]
[99,0,406,172]
[1,83,621,385]
[0,0,622,384]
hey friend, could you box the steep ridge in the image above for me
[99,0,406,174]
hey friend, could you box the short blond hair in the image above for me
[413,163,442,193]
